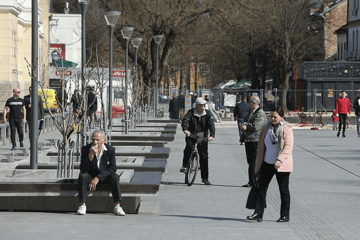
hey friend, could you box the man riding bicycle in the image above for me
[181,97,215,185]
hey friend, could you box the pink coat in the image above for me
[255,121,294,173]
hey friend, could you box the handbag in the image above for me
[240,132,246,143]
[245,185,258,209]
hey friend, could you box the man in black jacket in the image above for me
[354,92,360,137]
[24,86,44,141]
[77,130,125,216]
[233,94,249,145]
[86,88,97,124]
[181,97,215,185]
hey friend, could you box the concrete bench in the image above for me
[110,140,167,148]
[16,156,167,173]
[0,169,162,214]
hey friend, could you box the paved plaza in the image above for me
[0,122,359,240]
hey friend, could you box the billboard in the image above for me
[50,44,66,60]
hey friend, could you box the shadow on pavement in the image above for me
[161,214,247,222]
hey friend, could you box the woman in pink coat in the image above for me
[247,107,294,222]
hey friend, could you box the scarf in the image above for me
[269,119,285,144]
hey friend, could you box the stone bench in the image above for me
[0,169,162,214]
[16,156,167,173]
[110,140,167,148]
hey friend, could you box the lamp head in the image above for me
[104,11,121,27]
[78,0,91,4]
[153,35,163,44]
[121,27,134,39]
[131,38,143,48]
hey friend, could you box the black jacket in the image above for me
[24,95,44,121]
[233,101,250,120]
[354,97,360,116]
[80,143,117,182]
[169,98,180,119]
[87,92,97,111]
[181,108,215,138]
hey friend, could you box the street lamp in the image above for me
[79,0,90,145]
[131,37,142,95]
[153,35,163,118]
[104,11,121,139]
[121,27,134,134]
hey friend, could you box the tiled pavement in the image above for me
[0,123,359,239]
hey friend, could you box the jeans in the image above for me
[338,114,347,134]
[27,119,40,138]
[9,117,24,147]
[357,115,360,136]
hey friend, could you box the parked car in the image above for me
[38,88,57,113]
[159,93,170,103]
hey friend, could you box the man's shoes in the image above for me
[337,132,340,137]
[242,183,252,188]
[20,142,24,148]
[342,134,346,138]
[202,179,211,185]
[276,216,289,222]
[114,206,126,216]
[247,213,262,222]
[240,142,244,145]
[180,167,187,173]
[77,205,86,215]
[11,146,16,151]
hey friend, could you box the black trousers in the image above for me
[9,117,24,147]
[255,162,291,218]
[338,114,347,134]
[78,172,122,203]
[182,137,209,180]
[245,142,258,186]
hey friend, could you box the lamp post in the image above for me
[79,0,90,145]
[153,35,163,118]
[121,27,134,134]
[131,38,142,96]
[131,38,142,127]
[30,0,39,169]
[105,11,121,139]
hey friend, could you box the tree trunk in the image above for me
[278,69,290,111]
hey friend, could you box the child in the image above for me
[331,110,339,130]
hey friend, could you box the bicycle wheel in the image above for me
[185,151,199,186]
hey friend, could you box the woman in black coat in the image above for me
[169,93,180,120]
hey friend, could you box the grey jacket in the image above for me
[243,107,267,142]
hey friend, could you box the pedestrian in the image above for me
[233,94,250,145]
[181,97,215,185]
[241,96,267,187]
[71,89,82,111]
[335,90,351,138]
[169,93,180,120]
[246,107,294,223]
[77,130,125,216]
[331,110,339,130]
[24,86,44,142]
[353,92,360,137]
[86,88,97,124]
[3,88,26,150]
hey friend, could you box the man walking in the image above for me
[4,88,26,150]
[24,86,44,141]
[233,94,249,145]
[241,96,267,187]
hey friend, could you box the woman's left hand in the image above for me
[274,161,281,170]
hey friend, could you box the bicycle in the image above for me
[184,132,208,186]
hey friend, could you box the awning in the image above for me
[231,79,251,89]
[51,60,78,68]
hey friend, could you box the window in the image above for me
[357,30,359,51]
[198,64,208,76]
[338,43,340,60]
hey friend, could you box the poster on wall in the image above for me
[50,44,66,60]
[169,86,178,96]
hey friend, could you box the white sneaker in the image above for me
[77,205,86,215]
[114,206,126,216]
